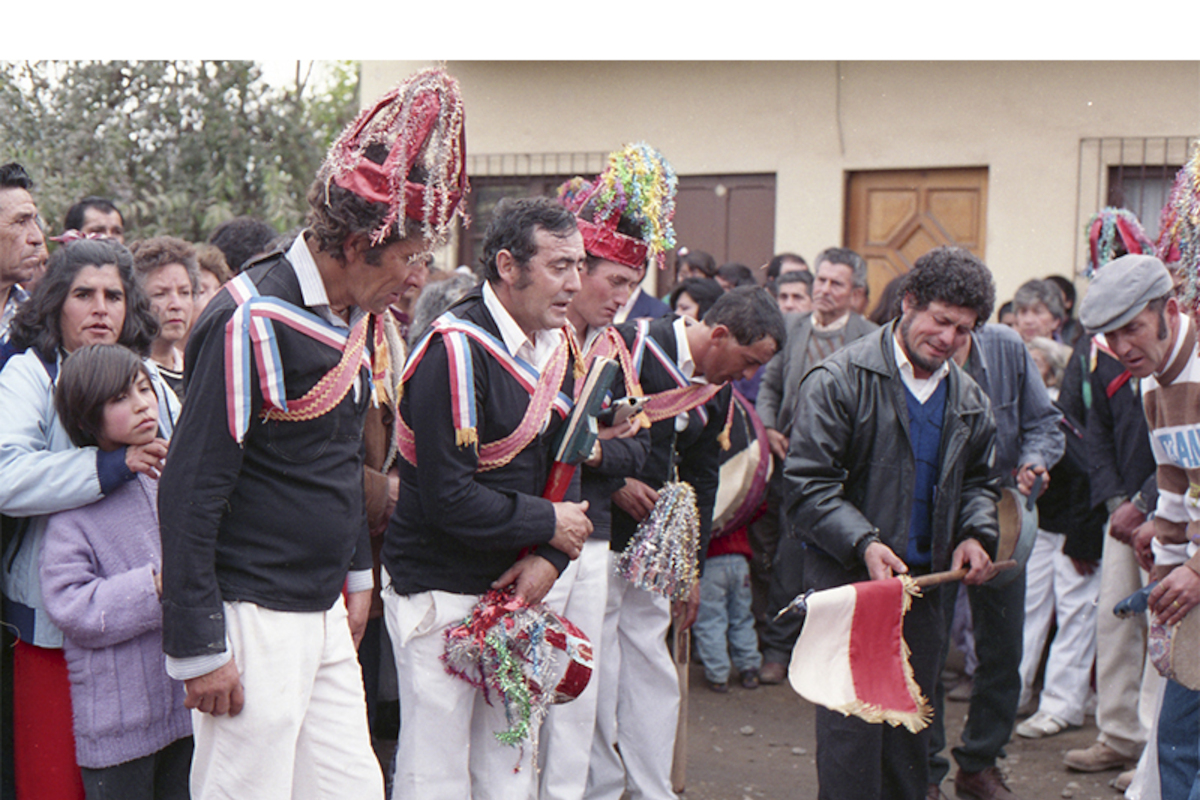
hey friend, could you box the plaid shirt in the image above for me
[0,284,29,343]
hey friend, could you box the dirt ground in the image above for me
[680,661,1131,800]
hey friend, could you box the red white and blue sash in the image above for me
[223,273,381,443]
[631,318,721,425]
[396,312,573,470]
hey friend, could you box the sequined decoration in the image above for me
[615,481,701,601]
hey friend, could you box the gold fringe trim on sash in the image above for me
[456,427,479,448]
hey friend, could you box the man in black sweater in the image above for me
[159,68,468,799]
[588,287,785,800]
[381,197,594,798]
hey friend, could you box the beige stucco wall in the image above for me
[362,61,1200,310]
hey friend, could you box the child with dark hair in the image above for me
[39,344,192,800]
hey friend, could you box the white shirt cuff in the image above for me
[346,569,374,594]
[165,649,233,681]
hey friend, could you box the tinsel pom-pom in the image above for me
[615,481,701,601]
[441,590,595,769]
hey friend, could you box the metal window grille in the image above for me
[1075,136,1197,268]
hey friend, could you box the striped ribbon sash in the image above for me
[395,314,573,471]
[630,318,720,424]
[223,273,384,444]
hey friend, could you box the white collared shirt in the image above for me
[673,316,708,430]
[893,328,950,404]
[481,280,563,373]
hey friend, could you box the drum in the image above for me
[1149,602,1200,690]
[987,485,1039,588]
[711,388,773,538]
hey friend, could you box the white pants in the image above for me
[1096,524,1157,758]
[189,599,384,800]
[536,539,610,800]
[1017,529,1101,725]
[384,586,534,800]
[586,556,679,800]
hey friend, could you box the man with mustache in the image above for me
[0,162,46,344]
[786,246,999,800]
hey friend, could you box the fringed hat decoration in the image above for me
[557,142,677,271]
[319,66,468,246]
[1156,147,1200,305]
[615,481,701,602]
[442,590,594,766]
[1084,207,1154,278]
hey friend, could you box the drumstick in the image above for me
[913,559,1017,589]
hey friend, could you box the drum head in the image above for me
[987,486,1038,587]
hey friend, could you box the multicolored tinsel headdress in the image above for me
[318,67,468,246]
[557,142,677,271]
[1155,144,1200,304]
[1084,207,1154,279]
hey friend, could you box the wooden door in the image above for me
[845,168,988,316]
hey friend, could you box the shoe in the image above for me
[946,678,974,702]
[928,783,949,800]
[1110,769,1135,792]
[954,766,1022,800]
[1063,742,1133,773]
[1015,710,1070,739]
[759,661,787,685]
[740,669,760,689]
[708,680,729,693]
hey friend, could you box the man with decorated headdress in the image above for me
[379,193,595,798]
[571,145,787,800]
[157,67,468,800]
[1058,208,1162,786]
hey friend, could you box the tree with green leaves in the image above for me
[0,60,359,243]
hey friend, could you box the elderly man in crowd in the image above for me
[0,163,45,344]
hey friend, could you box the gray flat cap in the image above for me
[1079,254,1174,333]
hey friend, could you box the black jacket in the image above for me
[1085,340,1158,509]
[783,322,1000,590]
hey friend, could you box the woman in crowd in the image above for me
[129,237,200,401]
[0,238,178,800]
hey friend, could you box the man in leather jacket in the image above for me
[784,246,1001,800]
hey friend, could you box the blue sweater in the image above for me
[904,380,947,567]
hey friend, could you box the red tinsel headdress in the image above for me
[319,67,468,246]
[1084,207,1153,278]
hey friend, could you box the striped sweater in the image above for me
[1142,314,1200,570]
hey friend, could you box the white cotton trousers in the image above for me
[189,598,384,800]
[1017,529,1101,726]
[383,584,535,800]
[1095,524,1158,758]
[586,555,679,800]
[535,539,611,800]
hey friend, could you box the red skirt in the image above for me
[13,640,84,800]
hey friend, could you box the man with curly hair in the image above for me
[784,246,1000,800]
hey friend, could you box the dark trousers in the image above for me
[748,466,785,623]
[815,585,946,800]
[928,571,1025,781]
[79,736,193,800]
[758,532,806,665]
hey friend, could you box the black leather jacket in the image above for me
[783,322,1000,590]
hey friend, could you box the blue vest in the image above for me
[904,379,947,566]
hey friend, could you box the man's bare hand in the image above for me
[1109,500,1146,545]
[612,478,659,523]
[346,589,372,650]
[1071,558,1099,577]
[1134,520,1157,572]
[549,501,591,559]
[952,538,994,585]
[127,438,169,479]
[184,658,244,717]
[1148,563,1200,625]
[766,428,789,461]
[598,416,640,441]
[673,582,701,631]
[492,554,559,604]
[1016,464,1049,497]
[864,541,908,581]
